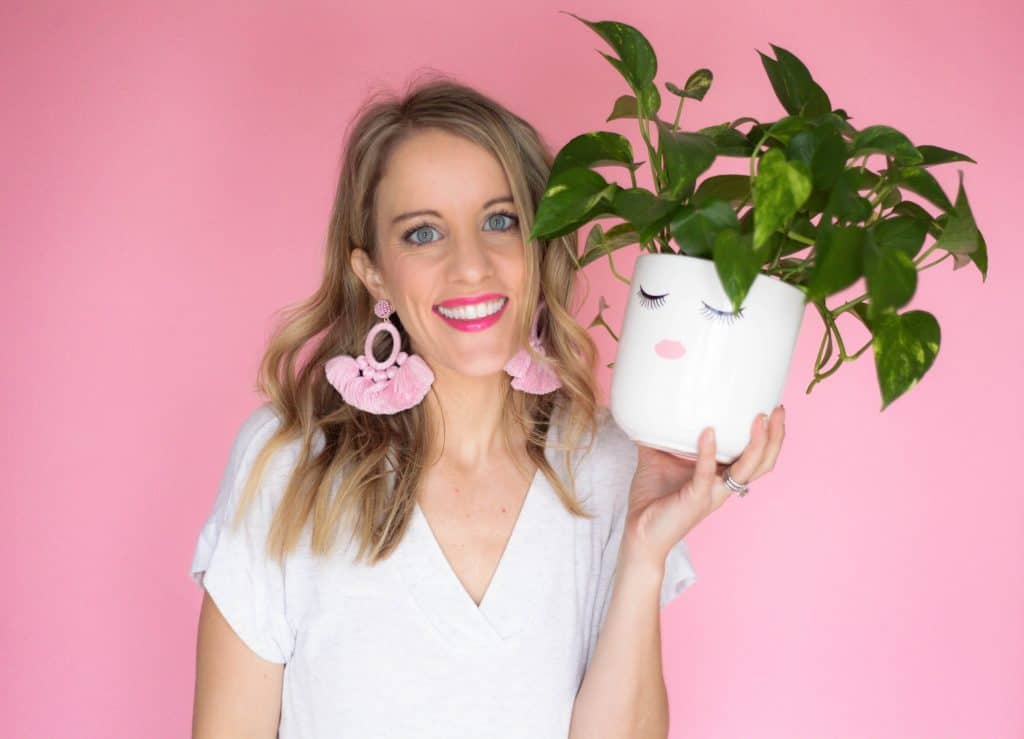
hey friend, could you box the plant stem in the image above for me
[786,231,816,246]
[848,337,873,360]
[592,316,620,343]
[917,252,951,271]
[913,243,939,267]
[749,131,771,183]
[606,252,631,285]
[832,292,868,315]
[637,115,663,193]
[672,96,685,131]
[806,300,874,394]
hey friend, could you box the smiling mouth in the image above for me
[434,296,508,321]
[432,295,509,332]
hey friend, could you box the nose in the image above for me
[446,232,495,284]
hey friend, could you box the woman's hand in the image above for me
[619,405,787,569]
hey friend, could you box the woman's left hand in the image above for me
[620,405,787,568]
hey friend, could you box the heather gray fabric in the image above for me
[191,403,697,738]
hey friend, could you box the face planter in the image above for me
[610,253,807,463]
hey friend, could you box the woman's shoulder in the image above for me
[228,403,326,475]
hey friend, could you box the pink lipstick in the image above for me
[433,294,508,333]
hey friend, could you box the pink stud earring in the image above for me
[504,301,562,394]
[325,298,434,414]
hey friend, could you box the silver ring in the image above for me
[723,466,750,497]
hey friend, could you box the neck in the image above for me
[422,366,523,473]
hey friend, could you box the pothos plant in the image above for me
[528,13,988,410]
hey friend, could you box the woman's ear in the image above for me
[350,248,386,300]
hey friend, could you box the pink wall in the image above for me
[4,1,1021,736]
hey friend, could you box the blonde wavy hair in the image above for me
[230,73,603,567]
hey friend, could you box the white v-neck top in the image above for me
[191,403,697,738]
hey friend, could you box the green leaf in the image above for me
[969,229,988,282]
[872,310,940,410]
[786,124,847,190]
[823,169,873,224]
[889,165,954,212]
[698,123,754,157]
[814,110,857,138]
[692,174,751,207]
[805,225,864,300]
[881,186,903,209]
[933,170,980,255]
[670,200,739,257]
[863,231,918,318]
[607,94,639,121]
[581,222,640,267]
[789,213,817,242]
[636,81,662,118]
[666,68,713,101]
[656,120,717,200]
[871,216,928,260]
[758,45,831,117]
[713,229,761,313]
[852,125,923,165]
[917,144,977,166]
[890,201,934,224]
[608,187,678,241]
[529,167,616,241]
[752,148,812,248]
[550,132,639,180]
[766,115,809,144]
[568,13,657,90]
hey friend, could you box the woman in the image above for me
[190,76,786,738]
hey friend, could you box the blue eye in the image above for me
[700,300,744,325]
[484,210,520,232]
[637,286,667,309]
[402,223,440,246]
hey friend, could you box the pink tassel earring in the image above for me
[504,301,562,394]
[325,298,434,414]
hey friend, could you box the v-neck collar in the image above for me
[391,406,572,649]
[394,465,551,647]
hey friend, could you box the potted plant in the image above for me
[528,13,988,463]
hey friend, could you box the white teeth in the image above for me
[437,298,506,321]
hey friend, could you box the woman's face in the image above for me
[351,127,528,381]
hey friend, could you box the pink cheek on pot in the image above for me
[655,339,686,359]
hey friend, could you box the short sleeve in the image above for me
[190,403,296,664]
[591,413,698,635]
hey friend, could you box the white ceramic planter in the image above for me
[610,253,808,464]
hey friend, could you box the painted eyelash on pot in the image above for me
[638,287,745,325]
[700,300,745,325]
[637,286,667,308]
[400,210,520,244]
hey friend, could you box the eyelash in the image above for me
[636,287,667,309]
[700,300,745,325]
[401,209,520,245]
[637,287,745,324]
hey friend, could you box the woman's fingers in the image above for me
[690,427,722,514]
[750,405,786,479]
[721,411,771,486]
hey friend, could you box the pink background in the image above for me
[4,1,1021,736]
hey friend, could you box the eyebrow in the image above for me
[390,196,515,226]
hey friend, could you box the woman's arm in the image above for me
[568,544,668,739]
[192,591,285,739]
